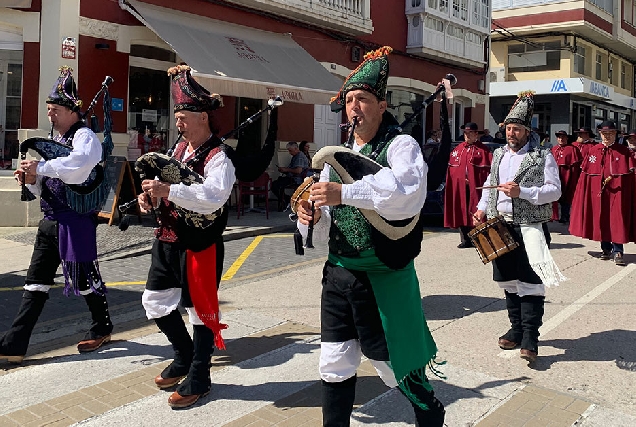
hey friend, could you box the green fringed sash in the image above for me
[329,249,444,410]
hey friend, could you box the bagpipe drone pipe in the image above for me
[19,76,115,214]
[290,75,456,269]
[117,96,282,238]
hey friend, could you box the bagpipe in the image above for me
[117,96,283,233]
[290,74,456,268]
[19,76,115,214]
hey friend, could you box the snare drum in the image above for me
[468,216,519,264]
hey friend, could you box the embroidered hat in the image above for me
[554,130,569,137]
[46,66,83,112]
[502,91,535,129]
[460,122,484,133]
[573,127,596,138]
[168,64,223,113]
[330,46,392,113]
[597,120,617,132]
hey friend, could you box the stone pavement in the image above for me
[1,219,636,426]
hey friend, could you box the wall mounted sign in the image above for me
[62,37,76,59]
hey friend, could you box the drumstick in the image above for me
[476,185,498,190]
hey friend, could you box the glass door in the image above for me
[0,60,22,169]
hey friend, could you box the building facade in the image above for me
[489,0,636,140]
[0,0,489,171]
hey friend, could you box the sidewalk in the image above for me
[0,205,297,264]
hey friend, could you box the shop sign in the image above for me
[266,86,304,102]
[61,37,76,60]
[111,98,123,112]
[550,80,568,92]
[589,81,610,98]
[226,37,269,63]
[141,109,157,123]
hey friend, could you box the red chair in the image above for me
[236,172,272,219]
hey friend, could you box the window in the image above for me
[588,0,614,15]
[426,16,444,32]
[428,0,438,9]
[466,32,482,44]
[595,53,602,79]
[574,46,585,74]
[447,23,464,39]
[480,0,490,28]
[621,63,626,88]
[508,41,561,73]
[452,0,468,20]
[440,0,448,13]
[412,0,422,6]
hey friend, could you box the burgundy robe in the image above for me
[444,141,492,228]
[569,143,636,243]
[551,144,583,219]
[572,140,597,160]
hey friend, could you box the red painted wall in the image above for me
[495,9,612,35]
[21,42,40,129]
[278,103,314,142]
[81,0,141,26]
[78,36,130,133]
[13,0,40,12]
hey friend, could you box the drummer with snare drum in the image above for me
[472,91,564,364]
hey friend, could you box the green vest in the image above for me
[328,139,392,257]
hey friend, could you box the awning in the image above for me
[122,0,342,105]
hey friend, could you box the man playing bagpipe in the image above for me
[136,65,235,409]
[296,46,445,426]
[0,66,113,364]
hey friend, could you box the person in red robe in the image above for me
[572,127,597,159]
[551,130,582,223]
[444,122,493,248]
[570,121,636,266]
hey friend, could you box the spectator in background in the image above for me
[480,128,494,143]
[271,141,309,211]
[299,140,312,163]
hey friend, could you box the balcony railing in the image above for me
[222,0,373,35]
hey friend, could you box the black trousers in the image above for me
[26,218,94,292]
[145,239,224,308]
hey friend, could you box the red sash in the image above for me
[186,243,228,349]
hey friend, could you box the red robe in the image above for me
[572,140,597,160]
[443,141,492,228]
[569,143,636,243]
[551,144,583,219]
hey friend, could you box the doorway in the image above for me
[0,57,22,169]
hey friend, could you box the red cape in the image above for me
[552,144,583,203]
[443,141,492,228]
[569,143,636,243]
[572,140,597,160]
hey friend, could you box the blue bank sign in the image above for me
[550,80,568,92]
[588,81,611,98]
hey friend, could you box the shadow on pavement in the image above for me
[533,330,636,372]
[422,294,503,321]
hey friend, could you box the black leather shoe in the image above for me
[614,253,626,266]
[457,241,473,249]
[599,251,612,261]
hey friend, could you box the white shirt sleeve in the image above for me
[297,164,332,242]
[25,175,44,196]
[340,135,427,220]
[35,127,102,184]
[168,150,236,214]
[517,152,562,205]
[476,173,492,212]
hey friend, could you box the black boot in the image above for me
[168,324,214,408]
[0,290,49,363]
[403,388,445,427]
[154,310,194,388]
[499,291,522,349]
[322,376,356,427]
[520,295,545,361]
[78,292,113,352]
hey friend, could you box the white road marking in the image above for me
[499,264,636,359]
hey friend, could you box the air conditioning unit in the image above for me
[490,67,506,82]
